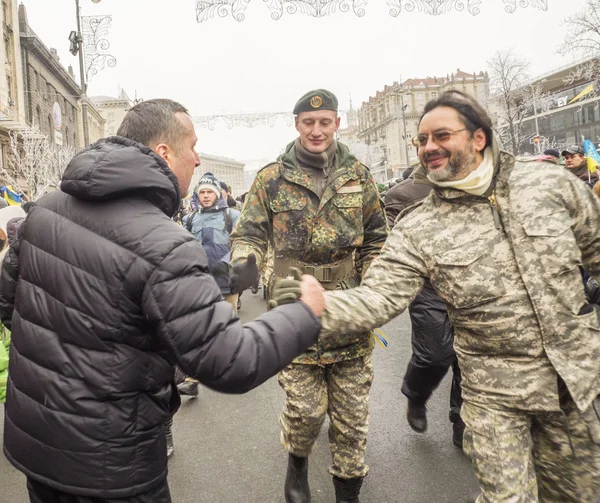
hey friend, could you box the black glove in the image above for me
[585,277,600,306]
[210,261,230,279]
[229,253,259,294]
[267,268,303,310]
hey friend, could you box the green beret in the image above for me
[293,89,338,115]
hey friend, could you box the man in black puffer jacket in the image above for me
[0,99,324,503]
[385,175,465,449]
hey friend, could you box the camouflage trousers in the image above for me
[278,354,373,479]
[462,396,600,502]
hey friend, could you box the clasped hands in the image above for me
[228,255,325,316]
[268,268,325,317]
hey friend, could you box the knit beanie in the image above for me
[196,173,222,198]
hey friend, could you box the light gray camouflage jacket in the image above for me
[321,137,600,412]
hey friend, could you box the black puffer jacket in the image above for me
[0,137,321,498]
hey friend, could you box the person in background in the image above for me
[0,200,25,405]
[219,181,239,209]
[385,174,465,448]
[177,173,242,398]
[562,145,598,186]
[543,148,560,162]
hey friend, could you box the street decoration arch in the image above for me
[193,112,295,130]
[196,0,547,22]
[82,15,117,82]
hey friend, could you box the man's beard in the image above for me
[425,145,479,183]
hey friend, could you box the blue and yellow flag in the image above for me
[583,139,600,174]
[0,186,23,206]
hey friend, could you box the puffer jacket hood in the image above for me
[61,136,181,217]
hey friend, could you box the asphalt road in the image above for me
[0,291,480,503]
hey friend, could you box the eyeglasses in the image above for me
[412,128,468,147]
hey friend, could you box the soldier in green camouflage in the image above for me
[230,89,388,503]
[280,90,600,502]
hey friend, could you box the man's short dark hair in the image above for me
[117,99,189,151]
[420,90,494,149]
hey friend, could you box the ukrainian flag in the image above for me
[0,186,23,206]
[583,139,600,174]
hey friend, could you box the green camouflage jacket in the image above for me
[321,137,600,412]
[231,140,388,365]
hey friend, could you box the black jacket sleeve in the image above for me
[0,217,25,328]
[142,239,321,394]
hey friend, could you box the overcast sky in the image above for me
[21,0,585,163]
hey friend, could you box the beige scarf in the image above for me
[428,147,493,196]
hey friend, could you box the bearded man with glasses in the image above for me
[275,90,600,502]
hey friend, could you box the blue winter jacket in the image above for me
[183,197,240,295]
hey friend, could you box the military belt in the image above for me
[273,255,355,290]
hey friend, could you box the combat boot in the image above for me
[333,476,363,503]
[452,420,466,449]
[284,454,310,503]
[406,400,427,433]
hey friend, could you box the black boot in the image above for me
[333,476,363,503]
[284,454,310,503]
[452,420,465,449]
[407,400,427,433]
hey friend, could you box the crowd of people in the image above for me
[0,88,599,503]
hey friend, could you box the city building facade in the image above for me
[0,0,27,169]
[356,70,489,182]
[337,99,369,168]
[90,90,132,136]
[83,98,106,144]
[19,4,81,149]
[489,54,600,154]
[191,153,245,196]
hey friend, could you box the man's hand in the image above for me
[229,253,259,294]
[299,275,325,317]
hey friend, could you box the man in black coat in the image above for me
[385,175,465,448]
[0,99,325,503]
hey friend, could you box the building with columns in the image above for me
[338,98,368,168]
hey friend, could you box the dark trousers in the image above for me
[402,356,463,424]
[27,478,172,503]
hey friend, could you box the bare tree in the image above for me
[558,0,600,57]
[557,0,600,109]
[0,130,76,201]
[487,49,534,154]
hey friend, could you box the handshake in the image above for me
[229,255,325,317]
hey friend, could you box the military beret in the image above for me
[293,89,338,115]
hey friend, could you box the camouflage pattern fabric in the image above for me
[319,136,600,499]
[278,354,373,479]
[462,395,600,502]
[321,136,600,413]
[230,140,388,365]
